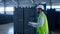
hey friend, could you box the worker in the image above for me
[28,5,49,34]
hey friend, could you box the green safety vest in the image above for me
[37,12,49,34]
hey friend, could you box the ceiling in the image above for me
[38,0,60,5]
[0,0,60,7]
[15,0,60,5]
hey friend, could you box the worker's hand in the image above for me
[28,22,32,26]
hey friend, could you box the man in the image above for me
[28,5,49,34]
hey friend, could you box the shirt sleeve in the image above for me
[31,16,44,28]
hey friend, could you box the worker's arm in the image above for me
[29,16,44,28]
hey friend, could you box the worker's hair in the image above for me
[38,8,43,11]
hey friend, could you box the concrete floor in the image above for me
[0,23,60,34]
[51,31,60,34]
[0,23,14,34]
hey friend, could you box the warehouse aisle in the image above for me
[0,23,14,34]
